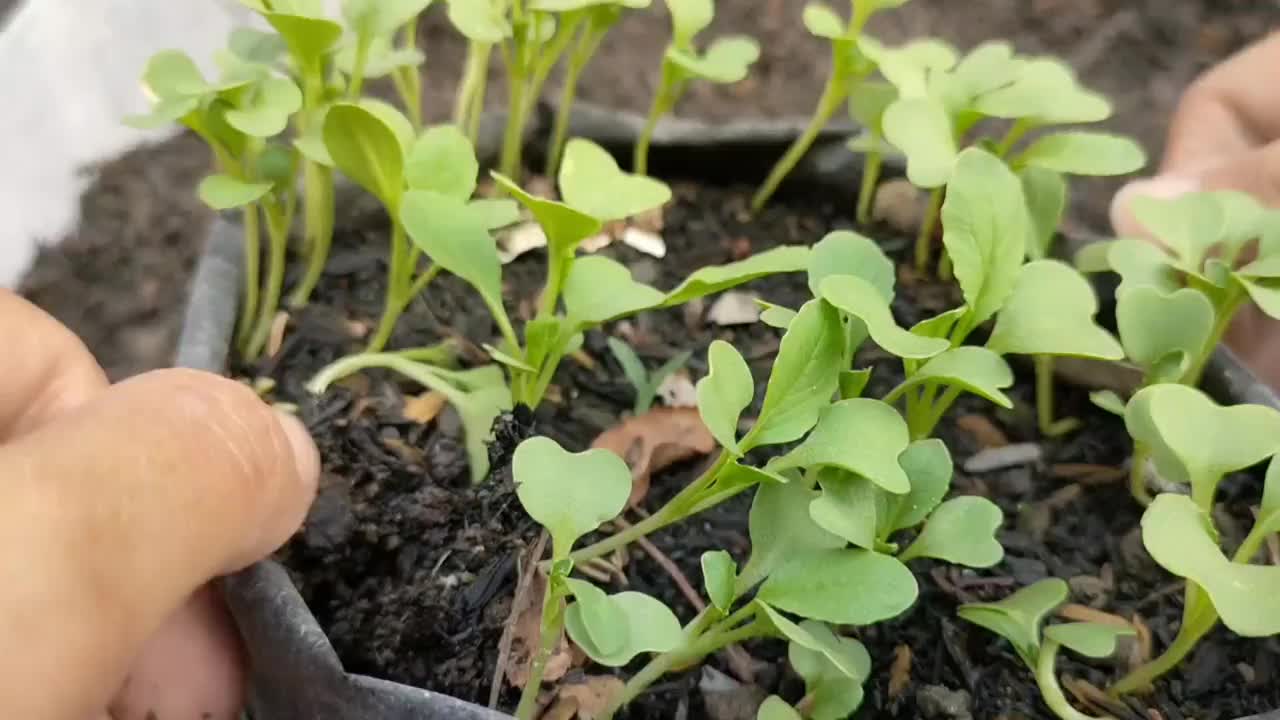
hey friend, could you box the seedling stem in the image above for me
[914,187,944,273]
[856,149,883,225]
[752,65,848,213]
[1036,639,1112,720]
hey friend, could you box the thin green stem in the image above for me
[856,149,883,225]
[288,162,335,308]
[1036,640,1113,720]
[400,20,424,131]
[1180,289,1246,386]
[499,63,529,180]
[367,222,411,352]
[347,33,372,99]
[515,575,567,720]
[1034,356,1080,436]
[751,68,848,213]
[996,119,1031,159]
[455,42,493,143]
[235,203,262,354]
[914,187,944,274]
[912,385,961,440]
[245,196,294,359]
[634,62,681,176]
[546,22,602,177]
[1110,585,1217,696]
[1128,443,1153,506]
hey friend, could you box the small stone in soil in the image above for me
[1005,556,1050,586]
[699,666,766,720]
[962,443,1043,473]
[915,685,974,720]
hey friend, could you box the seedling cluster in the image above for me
[129,1,1280,718]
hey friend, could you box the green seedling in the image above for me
[960,578,1135,720]
[633,0,760,175]
[448,0,510,144]
[606,338,691,415]
[751,0,910,213]
[851,40,1144,276]
[1100,385,1280,694]
[127,48,303,361]
[1076,190,1280,503]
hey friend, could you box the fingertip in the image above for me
[275,409,319,501]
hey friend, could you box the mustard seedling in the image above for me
[632,0,759,175]
[1076,190,1280,503]
[960,579,1135,720]
[127,48,303,361]
[751,0,909,213]
[606,338,691,415]
[448,0,510,144]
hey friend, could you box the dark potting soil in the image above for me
[246,182,1280,720]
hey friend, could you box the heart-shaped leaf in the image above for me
[986,260,1123,360]
[701,550,737,613]
[957,578,1068,668]
[1016,131,1146,176]
[867,39,958,98]
[848,80,898,135]
[759,548,918,625]
[696,340,754,454]
[562,256,665,326]
[661,245,810,308]
[738,480,845,591]
[949,41,1022,102]
[560,138,671,219]
[808,230,895,302]
[743,300,845,449]
[565,591,684,665]
[666,0,713,46]
[405,124,479,199]
[1116,286,1214,379]
[890,347,1014,408]
[492,171,603,254]
[140,50,209,98]
[225,76,303,137]
[1019,166,1066,260]
[565,577,627,656]
[446,0,512,41]
[667,36,760,83]
[883,96,957,188]
[757,696,803,720]
[197,174,273,210]
[1142,494,1280,637]
[1043,622,1134,659]
[883,439,952,535]
[769,399,911,493]
[820,275,950,359]
[900,496,1004,567]
[513,436,631,557]
[264,12,344,65]
[789,619,872,685]
[1129,192,1224,271]
[802,3,845,39]
[324,101,406,210]
[942,148,1029,329]
[757,604,870,680]
[973,58,1110,124]
[344,0,433,36]
[808,469,880,549]
[400,190,507,324]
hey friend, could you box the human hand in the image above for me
[1110,31,1280,388]
[0,290,319,719]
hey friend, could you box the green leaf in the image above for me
[225,76,303,137]
[884,439,952,534]
[1129,192,1224,271]
[324,101,406,210]
[140,50,208,98]
[757,697,803,720]
[530,0,649,9]
[808,230,895,302]
[758,300,798,329]
[769,399,911,493]
[666,0,713,46]
[1044,622,1134,659]
[820,275,949,359]
[900,496,1004,568]
[1091,390,1127,416]
[839,369,872,399]
[667,36,760,83]
[197,174,273,210]
[986,260,1123,360]
[123,96,201,130]
[949,41,1022,102]
[400,191,505,320]
[1238,277,1280,321]
[405,124,479,199]
[891,347,1014,408]
[789,619,871,685]
[560,138,672,220]
[1097,237,1181,293]
[334,36,426,78]
[564,578,627,656]
[1264,454,1280,522]
[803,3,845,39]
[565,591,684,665]
[470,198,521,230]
[294,109,335,166]
[1016,132,1146,176]
[491,171,603,255]
[265,12,344,65]
[1142,494,1280,637]
[973,58,1110,124]
[808,468,880,549]
[759,548,918,625]
[757,604,870,680]
[942,148,1029,328]
[512,436,631,557]
[1020,166,1066,260]
[957,578,1069,668]
[608,337,650,397]
[738,480,845,591]
[1115,286,1214,378]
[696,340,754,454]
[563,256,665,326]
[446,0,512,41]
[867,39,958,98]
[882,96,957,188]
[228,27,288,64]
[1125,384,1280,494]
[911,306,967,339]
[848,80,898,135]
[661,245,811,308]
[345,0,433,36]
[701,550,737,613]
[742,300,845,449]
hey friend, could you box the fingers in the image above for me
[0,369,318,720]
[0,290,107,439]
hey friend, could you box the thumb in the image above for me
[1111,140,1280,237]
[0,368,318,720]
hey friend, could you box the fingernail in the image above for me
[1110,175,1201,236]
[275,409,320,495]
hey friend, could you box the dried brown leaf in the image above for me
[889,644,913,699]
[592,406,717,507]
[540,697,578,720]
[956,414,1009,449]
[556,676,625,719]
[506,571,573,689]
[267,310,290,358]
[402,390,448,424]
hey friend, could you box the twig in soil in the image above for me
[1056,603,1133,629]
[1063,676,1141,720]
[1135,582,1184,611]
[1129,614,1153,669]
[1050,463,1129,486]
[491,533,549,709]
[615,517,759,683]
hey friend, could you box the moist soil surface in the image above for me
[19,0,1280,380]
[246,181,1280,720]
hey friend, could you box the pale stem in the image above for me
[514,576,566,720]
[236,203,262,354]
[1110,584,1217,696]
[914,187,944,273]
[856,149,883,225]
[1036,640,1114,720]
[751,67,848,213]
